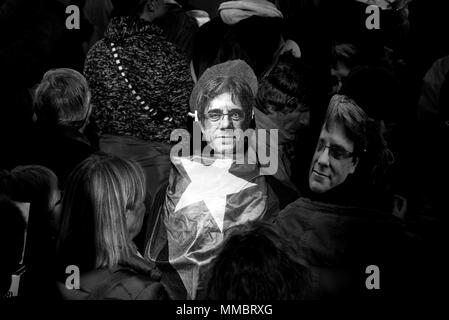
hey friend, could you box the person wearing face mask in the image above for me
[144,60,296,300]
[272,94,422,299]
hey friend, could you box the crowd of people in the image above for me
[1,0,447,300]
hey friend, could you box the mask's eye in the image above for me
[329,146,352,160]
[229,110,244,121]
[316,139,325,152]
[205,112,222,122]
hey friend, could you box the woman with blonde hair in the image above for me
[56,153,167,300]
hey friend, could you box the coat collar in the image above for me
[105,16,163,41]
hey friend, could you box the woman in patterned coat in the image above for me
[84,0,193,143]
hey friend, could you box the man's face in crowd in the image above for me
[202,92,247,155]
[309,121,358,193]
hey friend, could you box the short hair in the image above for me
[111,0,147,17]
[0,195,26,296]
[195,76,254,128]
[203,220,309,300]
[57,153,146,272]
[257,52,313,115]
[33,68,91,128]
[1,165,58,213]
[331,42,361,70]
[324,94,368,159]
[324,94,393,184]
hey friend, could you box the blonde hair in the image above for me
[57,154,146,271]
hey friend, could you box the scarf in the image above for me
[219,0,283,26]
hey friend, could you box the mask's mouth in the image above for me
[312,169,330,178]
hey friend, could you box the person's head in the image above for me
[0,166,60,223]
[203,220,309,300]
[309,94,367,194]
[112,0,167,21]
[57,153,146,271]
[190,60,257,155]
[33,68,91,130]
[0,196,26,297]
[330,43,361,93]
[256,52,314,139]
[141,0,167,22]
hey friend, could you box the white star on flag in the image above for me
[174,157,257,232]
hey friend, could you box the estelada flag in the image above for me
[145,154,278,299]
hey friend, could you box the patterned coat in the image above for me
[84,16,193,143]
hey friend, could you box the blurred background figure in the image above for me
[0,196,26,298]
[24,68,97,189]
[154,0,200,60]
[201,220,309,300]
[255,51,319,191]
[0,165,61,299]
[191,0,286,81]
[0,0,92,170]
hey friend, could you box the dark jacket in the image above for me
[192,15,283,79]
[57,255,168,300]
[23,123,97,189]
[155,3,199,60]
[273,197,422,299]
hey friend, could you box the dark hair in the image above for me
[0,166,59,297]
[257,52,313,115]
[324,94,368,159]
[324,94,394,185]
[192,15,283,79]
[331,42,361,70]
[196,76,254,128]
[0,195,26,296]
[110,0,147,17]
[203,220,309,300]
[341,65,400,122]
[1,166,58,213]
